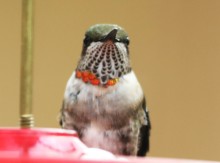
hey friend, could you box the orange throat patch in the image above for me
[75,70,118,87]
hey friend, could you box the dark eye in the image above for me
[83,36,92,46]
[124,39,130,45]
[122,37,129,45]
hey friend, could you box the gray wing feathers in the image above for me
[137,97,151,156]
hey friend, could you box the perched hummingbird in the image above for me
[60,24,151,156]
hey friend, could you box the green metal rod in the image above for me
[20,0,34,128]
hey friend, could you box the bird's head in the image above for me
[76,24,131,86]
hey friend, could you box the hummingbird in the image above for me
[60,24,151,156]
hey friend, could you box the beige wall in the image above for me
[0,0,220,161]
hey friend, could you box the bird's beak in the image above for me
[104,28,118,41]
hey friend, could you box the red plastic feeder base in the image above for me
[0,128,218,163]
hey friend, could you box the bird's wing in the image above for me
[59,72,81,129]
[59,102,64,127]
[137,97,151,156]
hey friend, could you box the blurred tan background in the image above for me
[0,0,220,161]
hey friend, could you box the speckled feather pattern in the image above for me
[77,41,131,84]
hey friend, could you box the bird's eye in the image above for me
[83,36,92,46]
[124,39,130,45]
[122,38,130,45]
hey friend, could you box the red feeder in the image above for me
[0,128,116,163]
[0,128,147,163]
[0,128,218,163]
